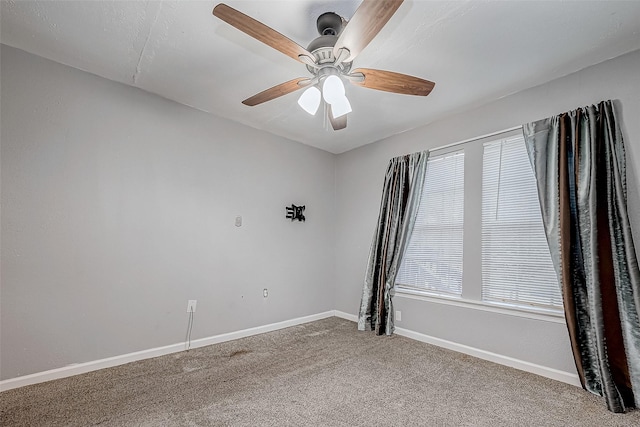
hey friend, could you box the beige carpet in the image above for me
[1,317,639,426]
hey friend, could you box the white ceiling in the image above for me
[2,1,640,154]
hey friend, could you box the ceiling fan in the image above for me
[212,0,435,131]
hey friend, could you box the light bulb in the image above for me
[330,95,352,118]
[297,86,321,115]
[322,75,345,104]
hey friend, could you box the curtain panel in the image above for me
[358,151,428,335]
[523,100,640,413]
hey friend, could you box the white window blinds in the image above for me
[481,136,562,310]
[396,150,464,296]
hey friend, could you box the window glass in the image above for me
[481,136,562,310]
[396,150,465,296]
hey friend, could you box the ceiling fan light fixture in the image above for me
[322,75,346,104]
[297,86,321,115]
[330,95,352,119]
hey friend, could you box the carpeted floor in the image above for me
[1,317,639,426]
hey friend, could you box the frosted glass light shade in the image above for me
[297,86,321,115]
[322,75,345,104]
[330,95,352,118]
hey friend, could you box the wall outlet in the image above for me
[235,215,242,227]
[263,288,268,298]
[395,310,402,322]
[187,300,197,313]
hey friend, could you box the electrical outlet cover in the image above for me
[187,300,197,313]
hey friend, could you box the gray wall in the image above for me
[0,45,336,380]
[334,49,640,374]
[3,43,639,382]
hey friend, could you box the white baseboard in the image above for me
[0,311,334,392]
[334,310,358,322]
[333,310,580,387]
[394,327,581,387]
[1,310,580,392]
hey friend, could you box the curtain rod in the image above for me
[430,125,523,153]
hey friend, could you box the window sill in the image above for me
[394,286,565,324]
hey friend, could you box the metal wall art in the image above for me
[286,204,305,222]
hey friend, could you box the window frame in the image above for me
[395,128,564,321]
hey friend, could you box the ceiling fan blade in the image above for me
[333,0,404,63]
[328,106,347,131]
[242,78,311,106]
[213,4,315,64]
[349,68,435,96]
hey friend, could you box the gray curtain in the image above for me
[358,151,428,335]
[523,100,640,413]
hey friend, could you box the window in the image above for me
[396,150,464,296]
[481,136,561,310]
[395,130,562,316]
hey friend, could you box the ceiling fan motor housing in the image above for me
[306,12,351,75]
[316,12,343,36]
